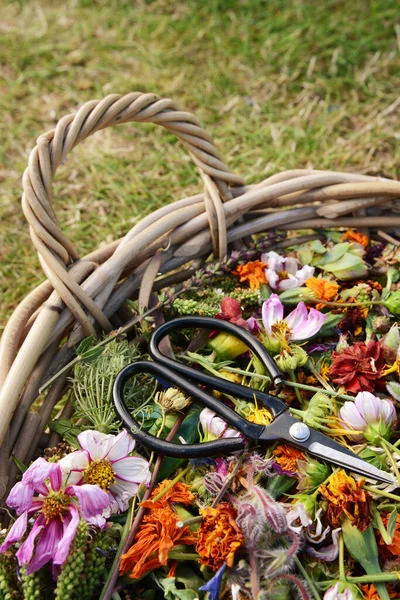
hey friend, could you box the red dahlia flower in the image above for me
[330,340,385,394]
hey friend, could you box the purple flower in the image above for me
[59,429,150,514]
[261,251,315,291]
[199,563,226,600]
[339,391,397,444]
[0,458,108,574]
[199,408,240,441]
[262,294,326,350]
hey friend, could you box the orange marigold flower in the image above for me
[319,470,371,532]
[378,512,400,557]
[361,584,398,599]
[272,444,305,476]
[196,502,244,571]
[120,503,197,579]
[233,261,268,290]
[142,480,194,508]
[342,229,369,248]
[305,277,339,301]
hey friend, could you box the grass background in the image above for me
[1,0,399,331]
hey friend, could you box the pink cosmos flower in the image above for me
[59,430,150,514]
[261,251,314,291]
[262,294,326,343]
[0,458,108,574]
[199,408,240,441]
[339,391,397,444]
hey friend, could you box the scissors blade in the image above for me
[259,411,394,485]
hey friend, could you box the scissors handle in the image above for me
[113,361,248,457]
[150,316,285,417]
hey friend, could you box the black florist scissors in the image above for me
[113,316,392,484]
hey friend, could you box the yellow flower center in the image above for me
[271,321,290,340]
[41,493,71,523]
[84,459,116,491]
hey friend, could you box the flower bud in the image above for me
[292,493,319,518]
[387,381,400,402]
[323,582,361,600]
[275,345,307,372]
[381,325,400,363]
[384,292,400,316]
[155,387,191,412]
[297,457,332,493]
[371,315,391,334]
[278,286,316,305]
[208,332,248,359]
[335,334,349,352]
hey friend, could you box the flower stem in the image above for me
[294,556,321,600]
[288,370,305,408]
[39,290,186,393]
[364,486,400,502]
[339,533,345,581]
[177,515,203,528]
[99,414,186,600]
[167,551,200,561]
[151,465,191,504]
[381,439,400,485]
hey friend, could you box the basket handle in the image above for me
[22,93,244,333]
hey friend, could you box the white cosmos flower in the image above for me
[59,429,150,514]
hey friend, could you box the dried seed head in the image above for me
[155,387,191,412]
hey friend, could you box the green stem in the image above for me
[343,573,400,584]
[167,551,200,561]
[288,370,305,408]
[381,439,400,484]
[339,533,345,581]
[177,515,203,528]
[308,299,385,308]
[307,360,336,393]
[364,486,400,502]
[294,556,321,600]
[151,465,191,504]
[222,365,356,401]
[39,290,186,393]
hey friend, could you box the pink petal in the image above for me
[68,484,109,519]
[58,450,89,485]
[284,257,298,275]
[112,456,150,485]
[278,276,299,291]
[200,408,227,439]
[339,402,367,431]
[220,297,242,320]
[308,528,341,563]
[0,512,28,552]
[49,466,62,492]
[53,505,80,566]
[284,302,308,333]
[290,306,326,340]
[355,392,380,423]
[22,457,59,491]
[24,518,63,575]
[380,399,397,427]
[16,513,45,567]
[265,269,279,289]
[77,430,115,461]
[106,430,135,462]
[7,482,35,515]
[222,427,241,438]
[261,294,284,334]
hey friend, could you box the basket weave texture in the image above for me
[1,91,400,502]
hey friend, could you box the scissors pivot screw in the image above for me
[289,422,311,443]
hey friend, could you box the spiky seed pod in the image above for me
[0,532,20,600]
[54,519,88,600]
[79,531,113,600]
[230,288,261,307]
[20,566,42,600]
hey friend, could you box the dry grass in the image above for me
[1,0,400,329]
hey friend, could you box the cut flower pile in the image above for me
[3,229,400,600]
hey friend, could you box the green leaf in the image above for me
[48,418,83,447]
[342,520,390,600]
[75,336,105,363]
[387,508,397,543]
[76,336,95,355]
[12,456,27,473]
[157,409,201,481]
[158,577,198,600]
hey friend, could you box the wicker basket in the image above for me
[1,91,400,505]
